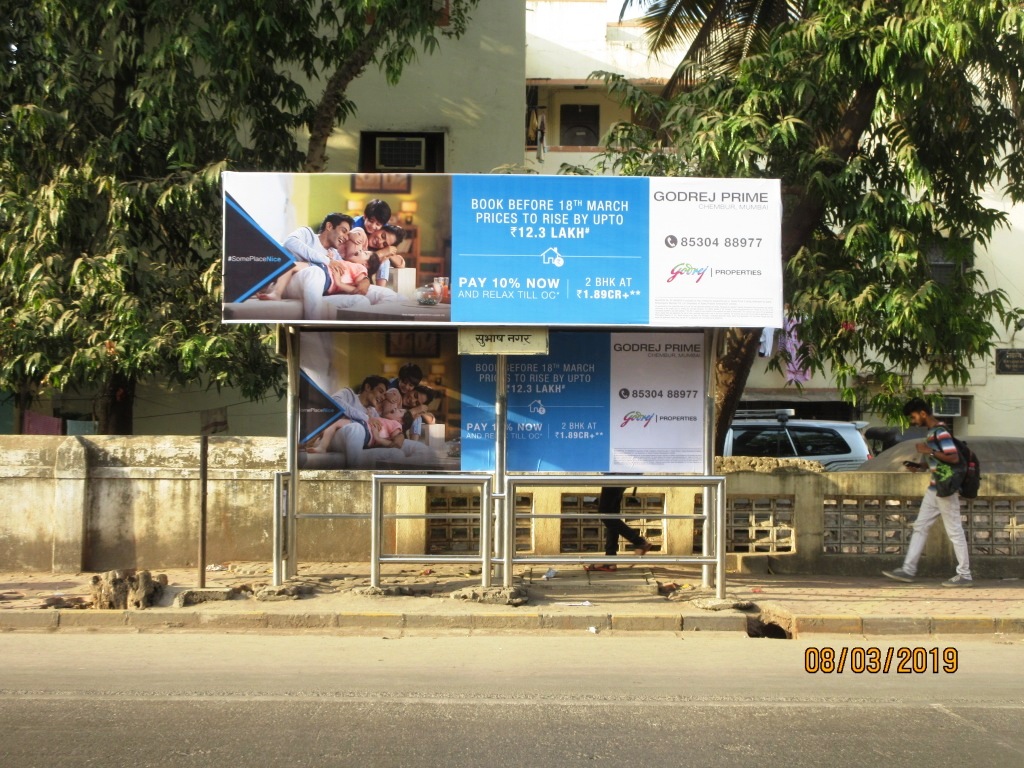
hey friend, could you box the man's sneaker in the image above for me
[942,574,974,587]
[882,568,915,583]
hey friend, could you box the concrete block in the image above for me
[470,613,541,631]
[264,613,340,630]
[0,610,60,630]
[681,614,748,632]
[58,610,128,629]
[539,613,611,631]
[610,614,682,632]
[861,616,930,635]
[403,613,472,631]
[197,612,269,630]
[336,612,404,630]
[792,615,863,636]
[126,610,200,630]
[929,616,996,634]
[995,617,1024,634]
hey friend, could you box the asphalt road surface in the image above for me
[2,632,1023,767]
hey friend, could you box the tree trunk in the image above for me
[303,33,380,173]
[713,327,763,453]
[12,385,32,435]
[95,371,136,434]
[780,81,881,260]
[713,80,883,445]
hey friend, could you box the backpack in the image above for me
[952,438,982,499]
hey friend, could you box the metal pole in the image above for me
[272,472,285,586]
[285,327,300,579]
[198,434,208,588]
[702,328,719,589]
[370,476,381,588]
[496,354,511,588]
[716,476,727,599]
[479,470,493,586]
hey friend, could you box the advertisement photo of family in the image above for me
[222,173,452,324]
[297,331,461,470]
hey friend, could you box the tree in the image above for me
[598,0,1024,450]
[1,0,477,433]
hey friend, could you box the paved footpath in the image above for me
[1,562,1022,637]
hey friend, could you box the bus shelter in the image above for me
[222,173,783,599]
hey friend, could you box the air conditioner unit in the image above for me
[934,396,962,417]
[375,137,426,171]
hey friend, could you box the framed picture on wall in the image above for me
[351,173,412,194]
[386,332,440,358]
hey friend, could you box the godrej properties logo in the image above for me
[620,411,656,428]
[667,262,710,283]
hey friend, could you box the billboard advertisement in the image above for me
[298,330,704,473]
[223,173,782,328]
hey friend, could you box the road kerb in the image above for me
[928,616,997,634]
[789,615,863,636]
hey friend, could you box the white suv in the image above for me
[724,409,873,471]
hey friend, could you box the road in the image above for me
[2,632,1023,767]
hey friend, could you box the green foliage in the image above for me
[0,1,478,430]
[596,0,1024,421]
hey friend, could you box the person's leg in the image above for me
[307,419,345,454]
[329,422,371,467]
[598,487,648,555]
[599,487,627,556]
[258,265,301,300]
[280,263,330,319]
[321,293,373,319]
[936,493,972,578]
[901,491,942,576]
[602,518,646,554]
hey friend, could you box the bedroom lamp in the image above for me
[382,362,399,378]
[347,199,362,213]
[430,363,445,385]
[400,200,418,225]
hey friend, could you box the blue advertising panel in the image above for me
[451,176,650,325]
[462,331,705,473]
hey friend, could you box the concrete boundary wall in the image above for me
[2,436,1022,574]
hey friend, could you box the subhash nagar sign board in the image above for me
[221,172,783,327]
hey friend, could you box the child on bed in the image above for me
[375,397,432,457]
[259,227,372,304]
[341,226,371,265]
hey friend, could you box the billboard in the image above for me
[223,173,783,328]
[298,330,704,473]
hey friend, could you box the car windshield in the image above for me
[788,427,853,457]
[731,426,796,457]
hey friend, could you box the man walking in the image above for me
[585,487,653,572]
[882,398,973,587]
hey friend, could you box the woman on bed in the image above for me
[366,224,406,287]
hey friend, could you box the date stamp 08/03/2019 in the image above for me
[804,646,959,674]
